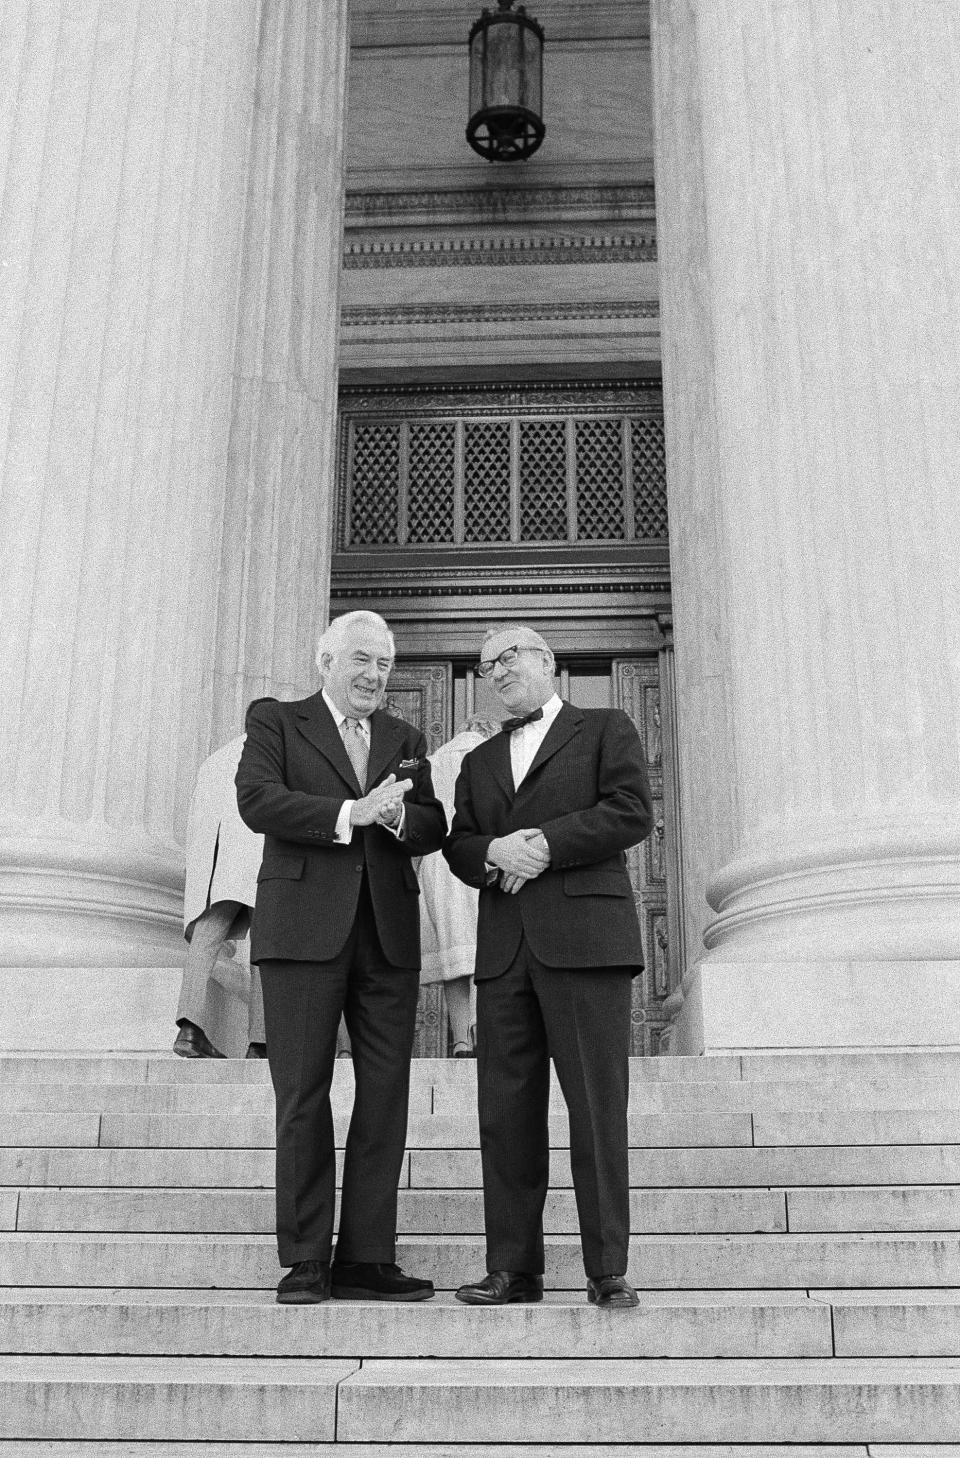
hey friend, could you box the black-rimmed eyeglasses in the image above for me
[476,645,523,678]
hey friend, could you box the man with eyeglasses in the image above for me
[444,624,653,1309]
[236,611,446,1306]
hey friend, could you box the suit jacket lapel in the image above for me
[295,692,364,794]
[517,702,584,790]
[367,710,405,789]
[486,729,516,801]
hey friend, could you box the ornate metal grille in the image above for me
[464,421,511,542]
[341,400,667,549]
[519,420,567,542]
[348,424,401,545]
[575,419,626,541]
[631,418,668,539]
[407,423,456,544]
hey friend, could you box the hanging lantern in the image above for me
[467,0,545,162]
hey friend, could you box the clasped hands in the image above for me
[349,773,413,829]
[487,827,550,895]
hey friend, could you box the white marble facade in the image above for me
[1,0,958,1052]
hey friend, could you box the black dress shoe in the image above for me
[455,1270,544,1305]
[330,1260,434,1302]
[587,1274,639,1309]
[276,1259,331,1304]
[173,1020,224,1059]
[245,1042,267,1059]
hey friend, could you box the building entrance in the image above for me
[332,377,679,1054]
[383,649,681,1058]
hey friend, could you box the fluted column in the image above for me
[211,0,349,741]
[652,1,960,1048]
[0,0,350,1036]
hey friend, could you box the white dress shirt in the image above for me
[509,692,564,789]
[322,689,404,844]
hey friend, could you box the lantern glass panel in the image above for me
[521,25,542,111]
[469,30,485,114]
[486,21,523,108]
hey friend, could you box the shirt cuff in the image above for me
[334,801,355,844]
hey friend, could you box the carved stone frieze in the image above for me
[340,379,663,415]
[342,300,659,328]
[344,233,656,269]
[344,182,655,227]
[331,579,672,600]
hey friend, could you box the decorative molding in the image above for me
[344,232,656,269]
[351,2,650,50]
[342,300,660,328]
[345,183,655,226]
[330,580,672,599]
[340,379,663,414]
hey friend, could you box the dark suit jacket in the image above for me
[443,703,653,978]
[236,693,446,967]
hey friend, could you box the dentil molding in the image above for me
[342,300,659,328]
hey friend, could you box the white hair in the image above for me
[315,611,395,677]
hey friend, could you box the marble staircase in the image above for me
[0,1051,959,1452]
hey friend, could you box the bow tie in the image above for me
[502,707,544,734]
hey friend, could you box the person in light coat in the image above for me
[418,719,501,1055]
[175,706,271,1058]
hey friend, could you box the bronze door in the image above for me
[389,653,681,1056]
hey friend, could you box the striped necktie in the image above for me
[341,717,369,789]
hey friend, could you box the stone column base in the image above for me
[0,968,182,1053]
[673,960,960,1055]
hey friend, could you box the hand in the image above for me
[349,774,413,827]
[487,828,551,880]
[500,871,529,895]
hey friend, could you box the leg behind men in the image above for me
[176,900,244,1033]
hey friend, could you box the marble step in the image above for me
[14,1107,953,1150]
[822,1290,960,1357]
[1,1049,959,1085]
[10,1184,960,1236]
[6,1141,959,1191]
[0,1444,889,1457]
[8,1107,953,1152]
[787,1185,960,1232]
[10,1186,788,1235]
[432,1078,960,1115]
[3,1355,960,1444]
[1,1231,958,1290]
[410,1143,960,1189]
[0,1054,737,1086]
[0,1356,352,1442]
[6,1075,960,1115]
[333,1357,960,1444]
[0,1288,832,1358]
[4,1287,958,1361]
[92,1110,756,1149]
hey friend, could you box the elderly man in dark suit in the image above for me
[236,611,446,1305]
[444,624,653,1310]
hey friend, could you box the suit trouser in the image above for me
[177,900,265,1045]
[476,937,633,1279]
[259,881,420,1268]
